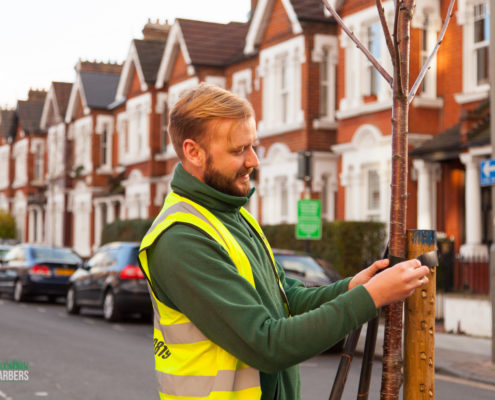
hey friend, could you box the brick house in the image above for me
[65,61,122,257]
[112,20,170,223]
[0,109,16,215]
[10,90,47,243]
[330,0,490,258]
[40,81,73,247]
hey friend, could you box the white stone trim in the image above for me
[123,169,151,219]
[454,89,489,104]
[336,99,393,120]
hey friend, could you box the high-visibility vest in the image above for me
[139,191,290,399]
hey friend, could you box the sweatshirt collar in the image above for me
[170,163,254,212]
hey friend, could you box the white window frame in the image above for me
[96,115,114,174]
[0,145,10,190]
[73,117,93,175]
[337,4,394,119]
[30,138,44,183]
[12,139,28,188]
[455,0,490,104]
[258,35,305,137]
[232,69,252,99]
[312,34,338,129]
[122,93,151,166]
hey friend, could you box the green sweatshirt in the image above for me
[147,163,377,399]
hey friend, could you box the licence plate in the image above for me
[55,268,74,276]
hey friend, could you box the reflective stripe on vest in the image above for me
[139,191,292,399]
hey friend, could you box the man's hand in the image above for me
[348,259,390,290]
[348,259,430,308]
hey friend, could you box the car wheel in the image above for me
[103,290,122,322]
[66,287,80,315]
[13,280,26,303]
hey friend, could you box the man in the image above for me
[138,83,430,399]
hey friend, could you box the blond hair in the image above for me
[168,83,254,159]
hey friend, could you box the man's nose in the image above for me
[245,147,259,168]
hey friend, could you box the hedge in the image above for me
[262,221,386,278]
[101,217,386,278]
[100,218,153,246]
[0,210,17,239]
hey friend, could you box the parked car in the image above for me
[66,242,151,322]
[0,244,83,302]
[272,249,341,287]
[0,244,13,263]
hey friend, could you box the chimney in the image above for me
[142,18,171,41]
[27,89,47,103]
[77,60,123,74]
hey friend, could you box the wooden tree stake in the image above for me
[404,230,437,400]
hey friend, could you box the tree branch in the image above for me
[408,0,457,104]
[376,0,396,62]
[322,0,393,87]
[393,0,402,92]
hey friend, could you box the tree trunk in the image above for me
[380,1,413,399]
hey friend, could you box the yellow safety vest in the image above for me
[139,191,290,399]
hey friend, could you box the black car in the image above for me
[0,244,83,302]
[272,249,341,287]
[66,242,151,322]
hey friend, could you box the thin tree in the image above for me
[321,0,456,398]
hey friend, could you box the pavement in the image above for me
[355,322,495,387]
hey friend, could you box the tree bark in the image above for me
[380,1,413,399]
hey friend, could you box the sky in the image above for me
[0,0,252,108]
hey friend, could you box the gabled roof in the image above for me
[115,39,166,101]
[52,82,73,118]
[180,19,248,65]
[156,19,249,88]
[81,70,121,108]
[40,81,73,129]
[16,90,46,134]
[292,0,334,22]
[135,39,167,83]
[244,0,335,54]
[66,61,122,122]
[0,109,17,140]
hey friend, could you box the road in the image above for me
[1,296,495,399]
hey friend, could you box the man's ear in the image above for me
[182,139,205,168]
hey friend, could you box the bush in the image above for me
[100,218,154,246]
[262,221,386,278]
[0,210,17,239]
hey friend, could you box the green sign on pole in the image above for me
[296,199,322,240]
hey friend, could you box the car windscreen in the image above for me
[31,248,82,264]
[275,254,326,274]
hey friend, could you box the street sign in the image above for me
[480,159,495,186]
[296,199,322,240]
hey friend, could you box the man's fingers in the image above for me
[374,259,389,270]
